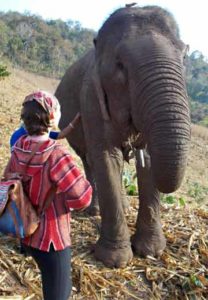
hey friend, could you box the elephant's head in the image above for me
[93,6,191,193]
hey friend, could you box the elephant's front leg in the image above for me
[81,155,100,216]
[90,148,133,268]
[131,149,166,257]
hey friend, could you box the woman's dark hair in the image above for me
[21,100,50,135]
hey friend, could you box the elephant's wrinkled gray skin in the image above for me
[55,5,191,268]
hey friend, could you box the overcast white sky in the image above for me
[1,0,207,58]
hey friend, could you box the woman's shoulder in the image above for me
[49,141,72,159]
[13,136,58,155]
[13,135,28,149]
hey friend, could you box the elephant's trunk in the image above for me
[148,115,190,193]
[133,59,191,193]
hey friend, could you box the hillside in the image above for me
[0,11,95,78]
[0,69,207,299]
[0,11,208,126]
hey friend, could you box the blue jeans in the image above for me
[23,244,72,300]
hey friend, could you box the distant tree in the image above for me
[0,20,10,55]
[0,11,96,77]
[185,51,208,127]
[186,51,208,104]
[0,64,10,79]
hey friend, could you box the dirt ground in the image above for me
[0,68,207,299]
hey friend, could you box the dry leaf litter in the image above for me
[0,199,207,299]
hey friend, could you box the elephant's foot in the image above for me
[131,222,166,257]
[94,239,133,268]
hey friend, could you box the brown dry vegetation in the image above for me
[0,68,207,299]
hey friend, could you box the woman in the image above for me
[4,91,92,300]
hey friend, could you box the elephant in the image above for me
[55,5,191,268]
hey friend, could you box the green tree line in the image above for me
[0,11,95,77]
[185,51,208,126]
[0,11,208,126]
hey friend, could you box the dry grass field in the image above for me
[0,68,207,299]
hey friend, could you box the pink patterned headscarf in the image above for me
[23,90,61,127]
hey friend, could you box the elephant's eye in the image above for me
[116,61,125,71]
[115,61,127,85]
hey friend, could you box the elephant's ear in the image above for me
[92,67,110,121]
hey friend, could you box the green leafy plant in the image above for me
[182,274,204,294]
[188,182,208,203]
[161,194,186,206]
[0,64,10,79]
[123,170,138,196]
[178,197,186,207]
[162,195,176,204]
